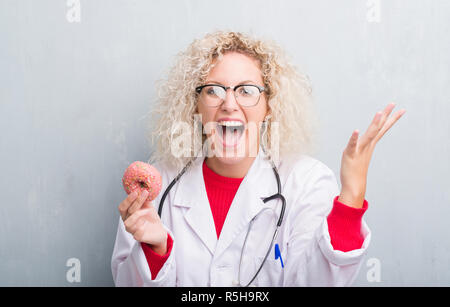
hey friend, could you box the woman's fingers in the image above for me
[118,191,138,221]
[141,199,154,209]
[118,190,150,221]
[358,111,382,150]
[378,103,396,130]
[126,190,149,220]
[358,103,405,150]
[345,130,359,156]
[374,108,406,143]
[123,206,163,243]
[124,208,152,233]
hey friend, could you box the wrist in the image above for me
[148,233,168,256]
[338,190,365,209]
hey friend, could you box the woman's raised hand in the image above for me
[339,103,406,208]
[118,190,168,255]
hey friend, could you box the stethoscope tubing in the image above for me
[157,159,193,217]
[157,158,286,287]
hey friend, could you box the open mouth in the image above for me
[215,120,246,148]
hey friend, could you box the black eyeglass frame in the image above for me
[195,84,266,107]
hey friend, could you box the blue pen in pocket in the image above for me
[274,244,284,268]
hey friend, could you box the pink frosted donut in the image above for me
[122,161,162,202]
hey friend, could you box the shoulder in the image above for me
[276,154,340,223]
[278,153,336,184]
[276,153,339,207]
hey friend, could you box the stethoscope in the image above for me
[157,155,286,287]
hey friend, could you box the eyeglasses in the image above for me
[195,84,265,107]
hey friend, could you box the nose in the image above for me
[220,88,240,112]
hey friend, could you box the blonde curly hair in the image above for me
[146,31,319,172]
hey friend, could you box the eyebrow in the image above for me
[204,80,260,86]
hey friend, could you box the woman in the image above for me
[111,31,405,286]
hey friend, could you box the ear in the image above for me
[263,112,273,122]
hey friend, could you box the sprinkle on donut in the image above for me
[122,161,162,202]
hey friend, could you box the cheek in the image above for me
[248,102,269,123]
[202,114,216,128]
[261,97,269,117]
[197,106,216,136]
[197,104,213,125]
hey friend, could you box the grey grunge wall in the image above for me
[0,0,449,286]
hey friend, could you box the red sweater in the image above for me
[141,160,368,279]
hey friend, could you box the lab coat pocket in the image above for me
[252,256,284,287]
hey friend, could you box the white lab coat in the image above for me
[111,148,371,287]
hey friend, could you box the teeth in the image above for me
[218,121,244,127]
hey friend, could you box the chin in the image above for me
[215,154,246,166]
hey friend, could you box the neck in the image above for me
[205,156,256,178]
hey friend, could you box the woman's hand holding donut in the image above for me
[118,190,168,255]
[339,103,406,208]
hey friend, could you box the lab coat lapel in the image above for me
[214,150,278,259]
[172,156,217,255]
